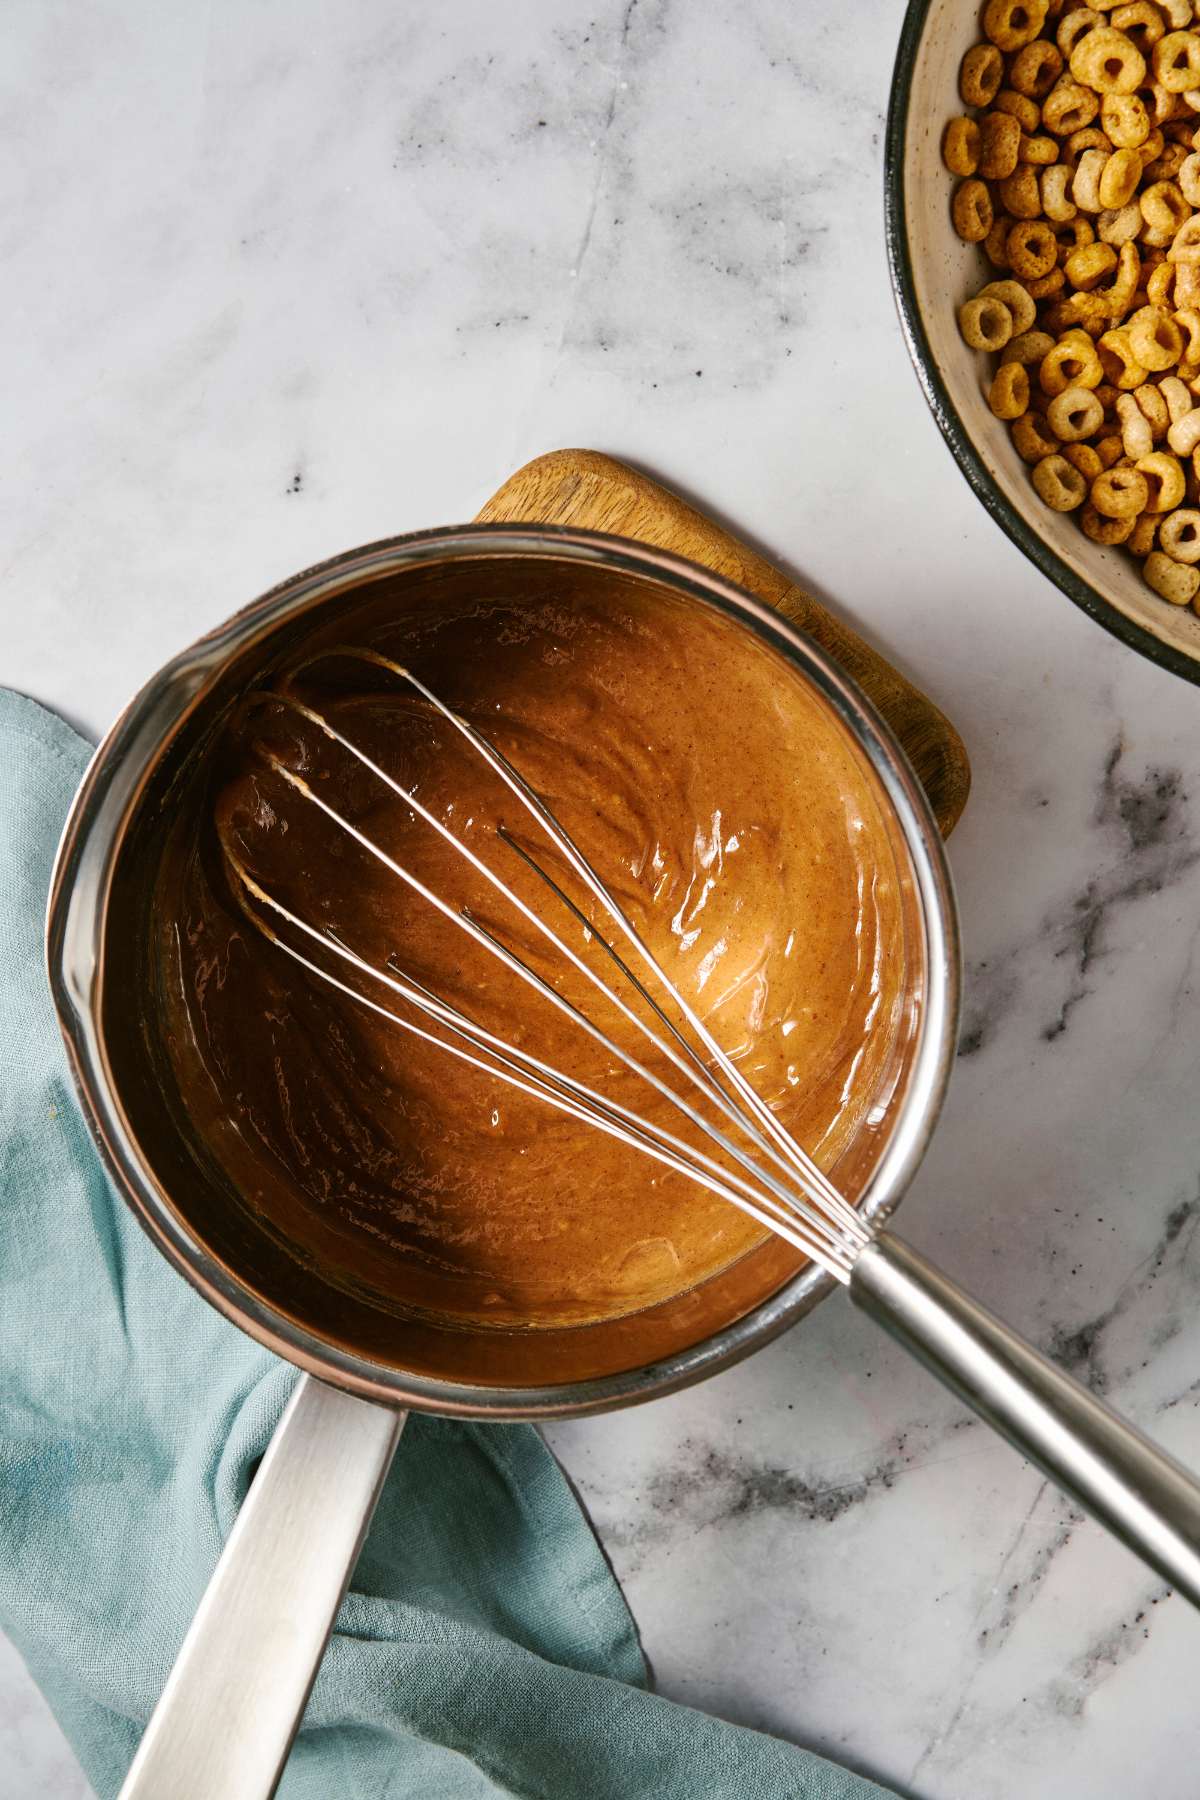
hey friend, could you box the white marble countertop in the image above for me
[6,0,1200,1794]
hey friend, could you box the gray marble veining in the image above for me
[5,0,1200,1795]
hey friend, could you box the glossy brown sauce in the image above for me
[161,589,908,1330]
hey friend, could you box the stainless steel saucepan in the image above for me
[46,525,959,1798]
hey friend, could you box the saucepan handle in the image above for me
[850,1231,1200,1608]
[119,1373,405,1800]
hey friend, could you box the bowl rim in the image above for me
[884,0,1200,689]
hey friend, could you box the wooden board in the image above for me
[477,449,970,836]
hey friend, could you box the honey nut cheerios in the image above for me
[959,294,1015,349]
[953,177,995,241]
[1070,25,1147,93]
[943,116,982,176]
[1090,463,1151,513]
[1012,411,1061,460]
[990,361,1033,416]
[949,2,1200,614]
[1081,501,1137,542]
[1158,504,1200,555]
[1032,452,1090,506]
[1129,509,1161,554]
[980,278,1039,331]
[961,43,1005,108]
[1144,546,1200,598]
[1047,383,1107,437]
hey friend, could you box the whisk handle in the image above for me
[850,1231,1200,1609]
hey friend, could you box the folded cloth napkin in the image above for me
[0,685,894,1800]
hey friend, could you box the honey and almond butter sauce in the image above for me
[163,590,906,1330]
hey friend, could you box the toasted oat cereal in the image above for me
[949,5,1200,615]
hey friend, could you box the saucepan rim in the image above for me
[45,523,961,1418]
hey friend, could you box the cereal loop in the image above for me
[1128,510,1160,554]
[1042,163,1078,219]
[984,212,1016,266]
[1002,328,1057,363]
[960,42,1005,108]
[1098,325,1149,385]
[1063,442,1105,480]
[953,178,994,242]
[979,111,1023,179]
[1158,505,1200,558]
[1047,383,1106,437]
[1065,240,1119,286]
[1010,38,1064,96]
[1174,306,1200,361]
[1081,502,1136,541]
[1058,7,1105,57]
[984,0,1050,50]
[1090,464,1150,514]
[1141,178,1191,244]
[1144,547,1200,598]
[1057,217,1097,253]
[958,295,1015,351]
[1167,404,1200,451]
[1148,260,1178,305]
[1065,125,1112,163]
[993,89,1042,132]
[1153,30,1200,92]
[1041,329,1103,394]
[1128,302,1185,366]
[1073,146,1109,209]
[1137,448,1188,507]
[1145,141,1189,182]
[989,361,1032,417]
[1104,236,1143,315]
[1135,380,1170,435]
[1032,453,1089,507]
[1169,213,1200,261]
[1099,145,1143,205]
[1157,0,1194,30]
[1110,3,1165,57]
[1028,265,1068,298]
[998,164,1044,216]
[1176,261,1200,305]
[1180,150,1200,202]
[980,279,1039,333]
[1100,90,1151,146]
[1012,411,1061,460]
[1159,373,1193,421]
[1070,25,1147,91]
[1143,83,1180,127]
[1117,389,1156,454]
[1007,217,1059,275]
[1021,134,1060,165]
[1051,293,1105,336]
[942,117,981,177]
[1043,81,1100,133]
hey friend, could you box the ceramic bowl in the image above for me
[886,0,1200,685]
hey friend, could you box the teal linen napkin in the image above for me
[0,685,895,1800]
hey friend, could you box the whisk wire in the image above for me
[263,688,865,1248]
[291,650,865,1243]
[223,848,854,1276]
[226,654,880,1281]
[332,650,864,1240]
[234,757,862,1267]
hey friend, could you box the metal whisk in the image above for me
[225,646,1200,1610]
